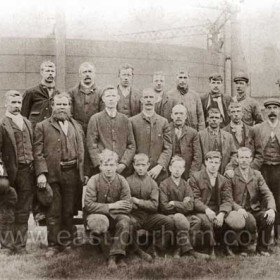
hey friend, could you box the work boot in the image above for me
[136,247,153,262]
[224,246,235,257]
[173,248,181,259]
[209,247,216,260]
[108,256,118,271]
[148,244,160,259]
[187,250,210,260]
[45,247,60,258]
[15,247,29,255]
[0,248,13,256]
[118,257,127,268]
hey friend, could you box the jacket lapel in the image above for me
[23,118,33,145]
[50,117,61,132]
[2,117,17,157]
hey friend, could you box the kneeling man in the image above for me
[228,147,276,256]
[84,149,132,270]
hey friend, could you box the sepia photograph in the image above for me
[0,0,280,279]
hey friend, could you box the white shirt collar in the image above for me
[5,111,24,131]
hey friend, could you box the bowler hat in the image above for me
[225,211,245,231]
[264,98,280,108]
[37,183,53,207]
[233,72,249,83]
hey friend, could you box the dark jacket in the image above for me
[0,116,33,186]
[68,83,102,132]
[223,122,251,149]
[167,87,205,131]
[84,173,131,218]
[200,92,231,128]
[33,116,84,184]
[116,85,142,117]
[127,173,159,217]
[155,92,176,122]
[159,177,194,215]
[198,128,237,174]
[188,169,233,214]
[87,110,136,168]
[21,84,60,126]
[249,121,280,170]
[170,122,202,179]
[229,167,276,212]
[130,112,172,171]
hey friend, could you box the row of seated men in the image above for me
[0,60,279,266]
[83,148,275,271]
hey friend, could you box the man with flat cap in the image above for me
[232,72,263,126]
[249,98,280,242]
[201,73,231,128]
[167,70,205,131]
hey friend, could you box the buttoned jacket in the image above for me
[0,116,33,186]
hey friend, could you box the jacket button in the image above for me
[58,139,61,142]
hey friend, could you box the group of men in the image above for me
[0,60,279,271]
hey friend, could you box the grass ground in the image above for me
[1,218,280,280]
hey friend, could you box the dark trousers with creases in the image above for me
[14,164,35,249]
[46,168,80,248]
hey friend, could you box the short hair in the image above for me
[5,90,22,101]
[153,71,165,78]
[118,63,134,76]
[40,61,55,71]
[133,153,149,164]
[172,104,187,114]
[142,88,155,97]
[237,147,252,156]
[177,70,190,77]
[228,102,242,112]
[101,85,117,97]
[207,108,221,117]
[205,151,222,161]
[53,92,72,105]
[79,62,96,74]
[170,155,186,167]
[99,149,119,165]
[209,73,223,82]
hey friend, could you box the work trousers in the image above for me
[46,168,80,248]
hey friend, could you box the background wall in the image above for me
[0,37,225,117]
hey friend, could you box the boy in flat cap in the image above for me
[232,72,263,126]
[201,73,231,128]
[249,98,280,242]
[0,162,17,255]
[226,147,276,256]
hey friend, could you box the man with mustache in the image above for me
[116,63,142,117]
[167,70,205,131]
[170,104,202,180]
[201,73,231,128]
[34,93,85,257]
[232,72,263,126]
[249,98,280,243]
[22,61,60,128]
[0,90,35,254]
[68,62,102,133]
[130,88,172,184]
[87,86,135,176]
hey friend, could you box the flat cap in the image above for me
[87,214,109,234]
[225,211,245,231]
[233,72,249,83]
[209,72,223,81]
[264,98,280,107]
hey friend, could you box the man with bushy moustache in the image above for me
[0,90,35,254]
[34,93,85,257]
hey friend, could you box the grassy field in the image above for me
[1,218,280,280]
